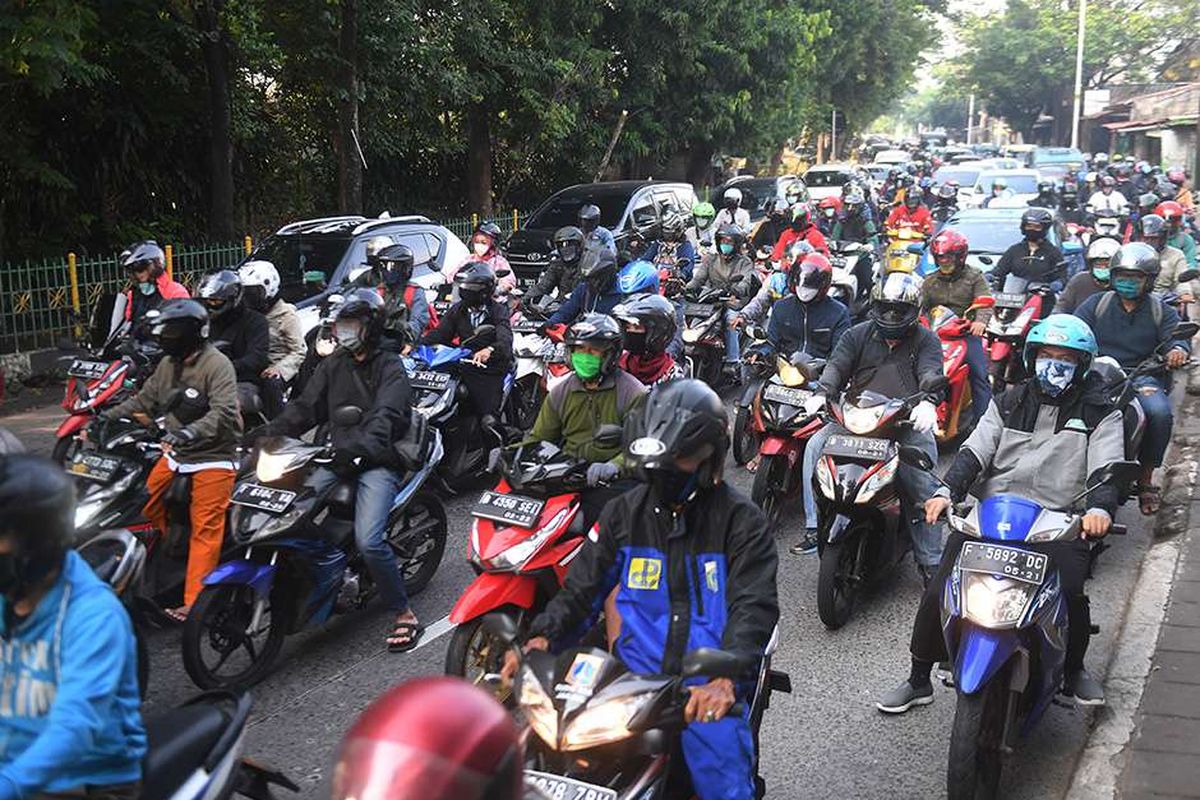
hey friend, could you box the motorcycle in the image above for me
[828,240,876,306]
[813,377,947,629]
[984,279,1055,393]
[443,426,622,696]
[508,313,570,433]
[181,409,447,689]
[924,297,994,447]
[884,228,928,276]
[1089,211,1124,243]
[484,613,791,800]
[681,287,739,387]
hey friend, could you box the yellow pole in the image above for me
[512,208,518,231]
[67,252,82,339]
[165,244,174,281]
[244,235,253,256]
[471,212,479,231]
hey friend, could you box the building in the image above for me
[1081,83,1199,168]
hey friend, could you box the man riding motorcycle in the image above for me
[930,184,958,227]
[238,260,305,418]
[715,187,752,235]
[885,188,934,236]
[642,209,698,282]
[832,187,880,248]
[878,314,1121,713]
[1139,214,1197,304]
[816,197,842,237]
[369,243,433,347]
[750,197,791,254]
[1074,243,1192,516]
[991,207,1067,301]
[579,203,617,256]
[1086,175,1130,217]
[197,269,271,414]
[688,225,758,375]
[546,247,624,325]
[1157,200,1198,268]
[508,379,779,800]
[772,206,829,260]
[527,225,587,306]
[733,241,814,330]
[1028,180,1058,209]
[1058,238,1119,313]
[689,201,719,252]
[615,293,683,386]
[120,240,189,327]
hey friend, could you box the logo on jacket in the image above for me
[1064,418,1090,432]
[704,560,719,593]
[627,557,662,590]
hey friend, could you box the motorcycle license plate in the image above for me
[524,771,617,800]
[68,452,125,482]
[513,320,540,334]
[993,292,1026,309]
[684,302,715,316]
[68,359,110,380]
[409,370,450,391]
[230,483,297,514]
[762,384,812,407]
[822,434,892,459]
[472,490,545,528]
[959,542,1048,584]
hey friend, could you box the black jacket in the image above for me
[530,256,584,303]
[419,299,513,375]
[263,349,411,470]
[817,320,944,399]
[209,307,270,383]
[992,240,1066,290]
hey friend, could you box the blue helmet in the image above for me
[617,259,660,296]
[767,271,789,299]
[1023,314,1098,374]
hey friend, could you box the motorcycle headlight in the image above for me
[256,451,301,483]
[962,573,1033,629]
[518,666,558,747]
[487,508,571,571]
[415,390,451,419]
[842,405,884,434]
[816,456,836,500]
[1006,306,1035,335]
[855,455,897,503]
[561,692,655,751]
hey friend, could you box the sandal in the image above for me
[387,621,426,653]
[1138,484,1162,516]
[746,456,761,474]
[160,606,189,626]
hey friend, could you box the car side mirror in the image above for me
[898,445,936,471]
[1178,269,1200,284]
[681,648,752,680]
[480,612,520,646]
[595,424,623,449]
[331,405,364,427]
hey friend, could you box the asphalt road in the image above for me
[1,399,1151,799]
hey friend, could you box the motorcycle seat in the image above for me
[142,703,230,800]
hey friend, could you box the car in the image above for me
[713,175,803,222]
[864,164,892,186]
[801,164,856,201]
[872,149,911,165]
[975,157,1023,171]
[960,168,1041,209]
[933,164,985,204]
[1032,146,1085,173]
[915,206,1076,277]
[1000,143,1037,166]
[504,180,698,285]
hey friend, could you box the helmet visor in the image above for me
[334,738,501,800]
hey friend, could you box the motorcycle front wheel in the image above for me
[507,375,544,432]
[52,434,82,465]
[947,668,1010,800]
[817,537,862,630]
[732,405,760,466]
[182,583,286,690]
[751,455,786,532]
[388,491,447,595]
[444,604,524,703]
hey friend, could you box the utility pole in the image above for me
[966,94,976,144]
[1070,0,1087,149]
[831,108,837,161]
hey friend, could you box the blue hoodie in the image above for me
[0,551,145,798]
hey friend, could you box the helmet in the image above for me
[930,228,969,273]
[1138,192,1159,213]
[692,201,716,228]
[1085,171,1098,184]
[580,247,618,295]
[1139,214,1167,248]
[904,188,921,207]
[714,225,743,257]
[471,222,503,255]
[788,253,833,302]
[333,287,387,355]
[844,187,866,209]
[120,241,166,279]
[1094,152,1109,165]
[723,187,743,209]
[790,205,812,231]
[624,379,728,502]
[1111,152,1125,163]
[936,184,956,201]
[145,299,209,358]
[365,236,394,266]
[1167,167,1187,186]
[1100,175,1116,188]
[919,176,933,189]
[818,196,842,219]
[332,677,522,800]
[1037,180,1055,194]
[1023,314,1098,380]
[1155,200,1184,225]
[1137,160,1153,175]
[782,240,814,270]
[1020,207,1053,241]
[454,261,498,307]
[887,168,901,180]
[0,455,74,601]
[197,269,243,319]
[578,204,602,231]
[565,313,623,382]
[238,260,281,311]
[613,293,677,356]
[661,209,687,240]
[375,244,415,287]
[869,272,922,339]
[1085,237,1120,264]
[552,226,585,264]
[616,259,660,295]
[766,271,789,299]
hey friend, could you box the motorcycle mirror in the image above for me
[977,255,994,266]
[595,424,623,449]
[905,244,924,255]
[480,612,520,646]
[973,295,996,308]
[898,445,936,472]
[496,268,513,279]
[331,405,364,427]
[1178,269,1200,284]
[919,375,949,394]
[1169,321,1199,343]
[681,647,751,680]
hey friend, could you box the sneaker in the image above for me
[789,529,819,556]
[876,680,934,714]
[1062,669,1105,706]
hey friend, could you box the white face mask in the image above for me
[796,286,819,303]
[472,242,490,256]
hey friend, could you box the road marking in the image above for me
[411,614,456,651]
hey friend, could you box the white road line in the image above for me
[410,614,456,651]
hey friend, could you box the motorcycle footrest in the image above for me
[768,669,793,694]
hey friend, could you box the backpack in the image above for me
[404,285,440,334]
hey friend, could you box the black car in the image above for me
[504,180,698,285]
[712,175,803,223]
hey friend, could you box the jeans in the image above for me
[964,335,993,424]
[802,422,944,567]
[723,309,741,363]
[311,466,409,612]
[1134,375,1173,468]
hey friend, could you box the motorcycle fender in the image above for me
[449,573,537,625]
[56,414,90,439]
[203,560,277,598]
[825,514,854,546]
[758,436,791,456]
[955,625,1021,695]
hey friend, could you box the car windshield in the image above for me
[1034,148,1084,166]
[977,173,1039,194]
[804,170,850,188]
[525,188,630,230]
[730,179,782,211]
[250,234,351,299]
[933,167,981,187]
[944,215,1023,254]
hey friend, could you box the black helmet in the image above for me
[624,379,728,502]
[580,247,618,295]
[613,293,677,356]
[1110,241,1161,279]
[1139,214,1167,247]
[869,273,922,339]
[660,209,687,240]
[120,240,166,279]
[376,243,415,287]
[145,299,210,358]
[455,261,498,307]
[565,313,623,381]
[1037,180,1055,194]
[197,269,243,318]
[714,224,743,257]
[578,203,602,232]
[1020,207,1053,241]
[476,221,503,243]
[936,184,956,201]
[553,226,585,264]
[333,287,386,355]
[0,455,74,600]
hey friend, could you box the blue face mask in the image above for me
[137,281,157,296]
[1034,356,1076,397]
[718,242,735,256]
[1113,276,1143,299]
[1091,267,1110,283]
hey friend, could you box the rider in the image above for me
[261,288,423,651]
[762,253,851,361]
[642,209,698,282]
[981,176,1012,208]
[614,293,683,385]
[715,187,752,235]
[885,187,934,236]
[816,196,842,237]
[579,203,618,256]
[930,184,958,226]
[832,187,880,248]
[119,240,189,326]
[1074,242,1192,516]
[1156,200,1198,268]
[370,243,433,348]
[512,379,779,800]
[101,299,240,622]
[528,225,586,306]
[750,198,791,254]
[991,208,1067,300]
[1058,238,1119,313]
[689,201,719,252]
[447,222,515,294]
[0,456,146,799]
[733,241,813,330]
[1086,175,1131,217]
[920,229,993,425]
[546,247,624,325]
[688,225,757,375]
[772,206,829,260]
[1058,183,1087,226]
[1139,214,1197,303]
[801,273,945,576]
[878,314,1122,712]
[238,260,305,418]
[1028,180,1058,209]
[196,269,271,413]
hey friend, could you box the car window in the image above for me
[672,186,698,213]
[803,170,850,188]
[390,232,436,268]
[251,234,353,303]
[946,215,1025,253]
[976,174,1039,194]
[526,188,629,230]
[654,188,682,216]
[627,192,660,233]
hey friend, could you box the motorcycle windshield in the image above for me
[977,494,1044,542]
[411,344,471,368]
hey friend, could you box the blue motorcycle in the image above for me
[181,409,447,690]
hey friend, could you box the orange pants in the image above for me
[144,457,235,607]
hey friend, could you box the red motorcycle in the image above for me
[985,281,1055,393]
[924,296,994,447]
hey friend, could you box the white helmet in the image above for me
[238,260,281,301]
[1085,237,1120,263]
[724,187,743,208]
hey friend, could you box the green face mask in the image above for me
[1091,267,1110,283]
[1113,277,1142,299]
[137,281,157,296]
[718,242,735,256]
[571,351,603,380]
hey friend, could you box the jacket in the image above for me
[379,283,431,352]
[1167,231,1198,269]
[920,265,993,325]
[765,295,850,359]
[106,343,241,464]
[264,348,411,471]
[687,252,756,304]
[1056,272,1107,314]
[123,272,189,323]
[885,204,934,235]
[420,299,513,374]
[992,240,1066,290]
[771,226,829,260]
[529,369,647,465]
[0,552,146,798]
[831,212,878,244]
[1073,291,1190,371]
[817,320,944,399]
[1152,244,1199,298]
[528,482,779,676]
[264,299,306,382]
[1085,190,1129,215]
[643,239,698,282]
[445,251,516,293]
[714,208,752,235]
[942,373,1123,516]
[209,307,270,384]
[529,255,584,302]
[547,279,627,327]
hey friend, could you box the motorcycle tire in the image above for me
[182,583,287,690]
[946,669,1009,800]
[444,605,525,703]
[732,406,760,466]
[817,538,859,630]
[388,491,447,596]
[52,435,81,466]
[751,455,784,532]
[507,375,543,432]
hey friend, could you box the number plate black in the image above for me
[68,359,110,380]
[959,542,1048,584]
[822,434,893,460]
[410,370,451,391]
[762,384,812,407]
[472,490,546,528]
[230,483,297,514]
[684,302,715,316]
[524,771,617,800]
[68,452,125,482]
[993,292,1026,309]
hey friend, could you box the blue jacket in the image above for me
[1074,291,1191,371]
[547,278,625,326]
[587,227,617,255]
[0,552,145,798]
[641,239,698,282]
[765,295,851,359]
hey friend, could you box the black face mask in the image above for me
[459,287,487,307]
[158,326,201,359]
[244,285,269,312]
[624,330,649,355]
[1024,227,1047,241]
[648,468,699,505]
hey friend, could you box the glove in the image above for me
[910,400,938,434]
[803,393,827,417]
[161,427,197,448]
[487,447,503,473]
[586,461,619,487]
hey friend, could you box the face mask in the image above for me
[822,208,835,219]
[1024,228,1046,241]
[571,350,603,381]
[0,553,20,595]
[244,285,268,311]
[724,200,739,210]
[718,242,735,256]
[1091,266,1110,283]
[459,287,487,307]
[1113,277,1143,299]
[624,330,649,355]
[558,244,579,262]
[381,266,405,288]
[790,220,804,232]
[137,281,157,296]
[649,468,699,504]
[334,321,365,353]
[696,217,713,230]
[796,286,819,303]
[472,241,490,257]
[1034,356,1076,397]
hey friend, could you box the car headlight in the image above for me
[855,455,897,503]
[842,405,884,434]
[816,457,836,499]
[1006,306,1035,335]
[256,451,300,483]
[560,692,655,751]
[518,665,558,747]
[487,508,570,571]
[962,573,1033,629]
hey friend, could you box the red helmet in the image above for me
[332,677,522,800]
[1167,167,1187,186]
[1155,200,1184,224]
[931,228,969,272]
[788,252,833,301]
[817,196,843,219]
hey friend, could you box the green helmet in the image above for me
[1023,314,1098,375]
[692,202,716,227]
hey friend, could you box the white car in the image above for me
[872,149,911,165]
[961,169,1041,209]
[801,164,856,202]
